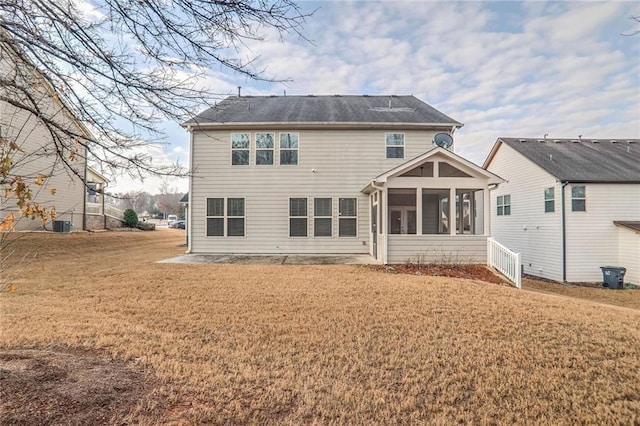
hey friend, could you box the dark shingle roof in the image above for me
[496,138,640,183]
[614,221,640,233]
[184,95,461,127]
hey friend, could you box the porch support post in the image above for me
[449,187,456,235]
[416,186,422,235]
[484,184,491,236]
[382,187,388,264]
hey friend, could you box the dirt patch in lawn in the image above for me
[0,346,158,425]
[369,263,509,285]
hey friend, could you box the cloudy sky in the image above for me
[111,0,640,193]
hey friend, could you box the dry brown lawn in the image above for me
[1,230,640,424]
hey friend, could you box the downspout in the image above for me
[82,158,87,230]
[102,182,107,230]
[561,181,568,282]
[186,125,194,253]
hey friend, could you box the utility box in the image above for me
[600,266,626,289]
[53,220,71,233]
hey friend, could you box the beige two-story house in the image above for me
[183,95,502,264]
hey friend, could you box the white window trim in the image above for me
[288,197,308,238]
[206,197,246,237]
[230,133,250,166]
[255,132,275,166]
[544,187,555,213]
[497,194,511,216]
[313,197,333,238]
[279,132,300,166]
[571,185,586,212]
[385,132,405,159]
[338,197,358,238]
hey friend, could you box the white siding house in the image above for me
[184,95,502,264]
[1,38,89,231]
[484,138,640,284]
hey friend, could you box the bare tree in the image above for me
[0,0,310,181]
[622,15,640,36]
[155,180,183,218]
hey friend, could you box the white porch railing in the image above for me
[105,204,124,219]
[487,237,522,289]
[86,203,102,215]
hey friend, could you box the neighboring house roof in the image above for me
[180,193,189,203]
[484,138,640,183]
[361,146,504,193]
[87,167,109,184]
[183,95,462,128]
[614,221,640,234]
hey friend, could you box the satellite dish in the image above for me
[433,133,453,149]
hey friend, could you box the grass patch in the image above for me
[1,230,639,423]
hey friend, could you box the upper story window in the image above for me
[280,133,299,165]
[255,133,274,165]
[231,133,250,165]
[386,133,404,159]
[571,185,586,212]
[544,187,554,213]
[497,195,511,216]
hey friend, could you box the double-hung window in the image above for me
[338,198,357,237]
[497,195,511,216]
[289,198,307,237]
[544,187,554,213]
[280,133,299,165]
[386,133,404,159]
[206,197,245,236]
[314,198,332,237]
[571,185,586,211]
[256,133,274,165]
[231,133,250,165]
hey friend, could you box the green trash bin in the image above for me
[600,266,626,289]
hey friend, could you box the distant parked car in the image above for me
[176,220,186,229]
[167,214,178,227]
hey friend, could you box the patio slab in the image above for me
[159,253,379,265]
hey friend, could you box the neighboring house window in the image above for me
[314,198,332,237]
[544,187,554,213]
[280,133,299,165]
[289,198,307,237]
[386,133,404,159]
[572,185,586,211]
[497,195,511,216]
[339,198,357,237]
[231,133,250,165]
[206,197,245,236]
[256,133,274,165]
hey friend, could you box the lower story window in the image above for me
[314,198,332,237]
[339,198,357,237]
[206,197,245,236]
[289,197,308,237]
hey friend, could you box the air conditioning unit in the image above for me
[53,220,71,233]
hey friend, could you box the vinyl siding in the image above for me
[386,235,487,264]
[565,184,640,282]
[617,227,639,285]
[1,52,86,231]
[190,129,442,254]
[486,143,563,281]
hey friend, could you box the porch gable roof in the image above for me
[361,147,504,193]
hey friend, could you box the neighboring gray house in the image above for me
[183,95,502,264]
[484,138,639,284]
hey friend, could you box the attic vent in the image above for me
[591,140,599,143]
[363,94,369,97]
[307,94,315,97]
[571,140,579,143]
[628,141,636,144]
[519,139,526,142]
[537,139,544,143]
[553,139,561,143]
[610,140,618,143]
[333,94,341,97]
